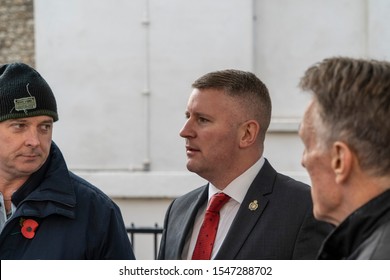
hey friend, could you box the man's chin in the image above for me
[18,162,44,175]
[186,162,200,174]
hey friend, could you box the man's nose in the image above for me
[179,119,195,138]
[24,128,40,147]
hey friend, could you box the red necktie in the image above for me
[192,192,230,260]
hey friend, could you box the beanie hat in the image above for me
[0,62,58,122]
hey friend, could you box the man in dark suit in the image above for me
[158,69,332,260]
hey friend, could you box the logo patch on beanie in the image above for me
[14,97,37,112]
[13,83,37,113]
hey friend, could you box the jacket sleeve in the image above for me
[67,171,136,259]
[96,202,136,260]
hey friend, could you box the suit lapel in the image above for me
[215,160,276,259]
[172,185,208,259]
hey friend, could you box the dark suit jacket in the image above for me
[158,159,332,260]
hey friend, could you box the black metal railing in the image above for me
[126,223,163,260]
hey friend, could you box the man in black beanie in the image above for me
[0,62,135,259]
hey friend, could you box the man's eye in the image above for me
[40,124,52,131]
[198,117,209,123]
[11,123,26,129]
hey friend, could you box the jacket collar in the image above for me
[318,189,390,259]
[11,142,76,219]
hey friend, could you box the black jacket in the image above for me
[0,142,135,259]
[318,189,390,260]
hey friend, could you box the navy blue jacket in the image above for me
[0,143,135,259]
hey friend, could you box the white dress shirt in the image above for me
[182,157,265,259]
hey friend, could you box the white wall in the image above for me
[34,0,390,259]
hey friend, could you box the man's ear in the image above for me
[239,120,259,148]
[331,141,353,184]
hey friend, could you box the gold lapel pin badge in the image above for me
[248,200,258,211]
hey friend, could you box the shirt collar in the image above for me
[208,157,265,204]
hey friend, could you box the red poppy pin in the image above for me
[20,218,39,239]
